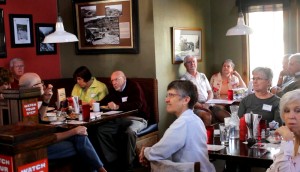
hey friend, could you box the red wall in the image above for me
[0,0,61,79]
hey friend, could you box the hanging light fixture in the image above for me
[43,0,78,43]
[226,12,253,36]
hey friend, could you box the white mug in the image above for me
[93,102,100,112]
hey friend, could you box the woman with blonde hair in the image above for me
[267,89,300,171]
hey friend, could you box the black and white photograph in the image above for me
[35,23,57,55]
[172,27,202,64]
[9,14,33,48]
[105,4,122,17]
[81,6,96,18]
[84,16,120,45]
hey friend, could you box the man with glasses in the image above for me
[9,58,25,89]
[181,55,213,126]
[19,72,107,172]
[93,70,149,171]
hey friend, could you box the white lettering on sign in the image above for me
[24,103,36,108]
[20,162,46,172]
[0,166,8,172]
[0,158,9,165]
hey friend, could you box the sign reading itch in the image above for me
[18,158,48,172]
[22,99,38,117]
[0,154,13,172]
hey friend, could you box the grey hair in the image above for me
[279,89,300,120]
[222,59,235,68]
[9,58,24,68]
[183,55,196,64]
[252,67,273,82]
[289,53,300,64]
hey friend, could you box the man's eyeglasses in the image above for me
[111,77,122,83]
[251,77,267,81]
[14,65,24,68]
[32,81,44,87]
[166,93,182,98]
[185,61,196,65]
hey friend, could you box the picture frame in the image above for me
[9,14,34,48]
[172,27,202,64]
[35,23,57,55]
[0,9,6,58]
[72,0,139,54]
[0,0,5,4]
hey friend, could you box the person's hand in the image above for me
[232,70,242,78]
[108,102,119,110]
[139,147,149,167]
[43,84,53,103]
[275,126,294,141]
[72,126,88,136]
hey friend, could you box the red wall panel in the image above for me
[0,0,61,79]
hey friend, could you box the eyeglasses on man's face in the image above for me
[111,77,122,84]
[14,65,24,69]
[251,77,267,81]
[166,92,183,98]
[32,81,44,87]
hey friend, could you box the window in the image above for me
[247,10,284,86]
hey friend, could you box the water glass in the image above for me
[219,123,229,145]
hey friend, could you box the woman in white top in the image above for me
[139,80,215,172]
[267,89,300,172]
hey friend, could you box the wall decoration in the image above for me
[9,14,34,48]
[35,23,57,55]
[172,27,202,64]
[0,9,6,58]
[0,0,5,4]
[73,0,139,54]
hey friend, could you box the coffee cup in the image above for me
[93,102,100,112]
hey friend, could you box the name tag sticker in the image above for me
[262,104,272,111]
[122,97,128,102]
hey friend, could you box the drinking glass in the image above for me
[219,123,229,145]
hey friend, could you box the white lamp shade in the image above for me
[226,12,253,36]
[43,16,78,43]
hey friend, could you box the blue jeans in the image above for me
[47,135,103,171]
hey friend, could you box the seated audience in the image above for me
[0,67,13,99]
[139,80,215,172]
[275,53,300,97]
[267,89,300,172]
[238,67,282,125]
[71,66,108,106]
[93,70,149,170]
[9,57,25,89]
[180,55,213,126]
[210,59,246,99]
[19,73,106,172]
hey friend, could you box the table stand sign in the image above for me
[0,124,56,172]
[2,88,41,124]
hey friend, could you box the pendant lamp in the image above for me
[226,12,253,36]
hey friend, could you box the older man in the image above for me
[93,70,149,170]
[276,53,300,97]
[180,55,213,126]
[9,58,25,89]
[19,73,107,172]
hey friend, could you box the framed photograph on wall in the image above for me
[0,9,6,58]
[9,14,34,48]
[72,0,139,54]
[35,23,57,55]
[0,0,5,4]
[172,27,202,64]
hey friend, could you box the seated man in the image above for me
[139,80,215,172]
[19,73,106,172]
[93,70,149,170]
[9,57,25,89]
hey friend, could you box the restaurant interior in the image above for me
[0,0,300,171]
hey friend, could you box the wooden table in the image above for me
[208,137,278,170]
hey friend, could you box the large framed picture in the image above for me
[172,27,202,64]
[0,9,6,58]
[9,14,34,48]
[35,23,57,55]
[0,0,5,4]
[72,0,139,54]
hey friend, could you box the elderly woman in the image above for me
[72,66,108,106]
[238,67,282,125]
[267,89,300,171]
[139,80,215,172]
[210,59,246,99]
[0,67,13,99]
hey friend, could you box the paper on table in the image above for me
[206,99,234,104]
[102,111,123,115]
[90,112,102,119]
[67,120,87,125]
[207,144,226,151]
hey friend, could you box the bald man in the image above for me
[19,73,107,172]
[93,70,149,170]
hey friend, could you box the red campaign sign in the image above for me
[0,154,13,172]
[18,158,48,172]
[22,101,38,117]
